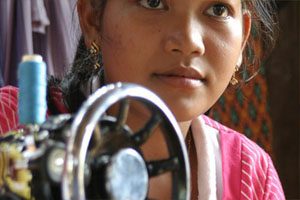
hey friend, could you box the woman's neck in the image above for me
[178,120,192,139]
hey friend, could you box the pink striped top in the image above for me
[0,86,19,134]
[201,115,285,200]
[0,86,67,134]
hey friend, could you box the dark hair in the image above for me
[241,0,279,81]
[60,0,107,112]
[58,0,279,112]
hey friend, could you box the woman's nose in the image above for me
[164,17,205,57]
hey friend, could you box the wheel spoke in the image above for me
[115,99,130,130]
[131,113,162,146]
[89,123,103,157]
[146,157,179,177]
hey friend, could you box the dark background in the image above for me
[267,1,299,199]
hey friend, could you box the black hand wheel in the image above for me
[62,83,190,200]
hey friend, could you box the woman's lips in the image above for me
[153,67,205,89]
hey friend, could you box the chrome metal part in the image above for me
[62,83,190,200]
[106,148,148,200]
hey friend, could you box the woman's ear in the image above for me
[77,0,101,47]
[237,10,251,67]
[241,10,252,50]
[237,53,243,67]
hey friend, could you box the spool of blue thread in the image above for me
[18,54,47,125]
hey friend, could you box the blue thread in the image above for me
[18,55,47,125]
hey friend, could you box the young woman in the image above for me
[0,0,284,199]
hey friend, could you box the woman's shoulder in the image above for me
[0,86,19,135]
[0,85,19,97]
[0,85,69,135]
[201,114,267,153]
[201,114,273,164]
[201,115,285,199]
[0,86,19,110]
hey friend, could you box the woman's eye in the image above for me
[138,0,165,9]
[206,4,230,18]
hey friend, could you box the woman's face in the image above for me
[84,0,250,122]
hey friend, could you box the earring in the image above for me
[230,66,239,85]
[89,41,101,69]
